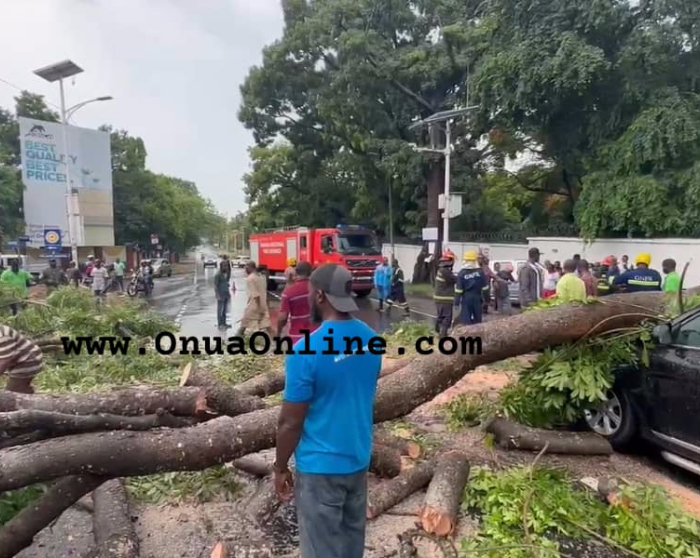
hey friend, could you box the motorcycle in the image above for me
[126,273,152,298]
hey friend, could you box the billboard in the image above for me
[18,117,114,247]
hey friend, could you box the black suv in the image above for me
[585,306,700,476]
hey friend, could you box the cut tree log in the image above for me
[92,478,139,558]
[235,369,285,398]
[485,417,613,455]
[374,430,421,459]
[0,387,208,417]
[0,293,665,491]
[231,454,273,477]
[367,460,436,519]
[247,475,281,525]
[418,451,470,536]
[0,474,107,558]
[0,409,197,437]
[380,355,415,378]
[370,443,404,478]
[179,363,267,416]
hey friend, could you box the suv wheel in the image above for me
[584,387,637,450]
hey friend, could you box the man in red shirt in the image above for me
[277,261,318,344]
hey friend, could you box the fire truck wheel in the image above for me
[355,289,372,298]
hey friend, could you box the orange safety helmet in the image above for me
[441,250,456,261]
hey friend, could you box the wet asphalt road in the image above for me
[150,263,449,338]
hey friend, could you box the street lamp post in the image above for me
[389,174,396,260]
[33,60,113,263]
[409,107,478,246]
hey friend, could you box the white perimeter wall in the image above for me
[384,237,700,287]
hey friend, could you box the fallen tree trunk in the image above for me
[367,461,436,519]
[380,355,415,378]
[247,475,281,525]
[0,474,106,558]
[0,294,664,490]
[92,478,140,558]
[485,417,613,455]
[374,430,421,459]
[179,363,267,416]
[373,292,670,422]
[370,444,404,478]
[235,369,285,398]
[0,387,208,417]
[418,451,470,536]
[0,409,197,437]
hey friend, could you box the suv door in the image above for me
[646,310,700,452]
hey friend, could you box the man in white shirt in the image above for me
[91,259,110,301]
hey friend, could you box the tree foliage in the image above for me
[240,0,700,238]
[0,92,224,252]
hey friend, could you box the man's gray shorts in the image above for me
[295,469,367,558]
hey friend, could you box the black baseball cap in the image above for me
[310,264,358,313]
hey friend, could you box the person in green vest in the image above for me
[662,259,681,294]
[0,259,32,315]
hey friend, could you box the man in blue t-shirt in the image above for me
[274,264,381,558]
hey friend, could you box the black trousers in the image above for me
[435,302,453,337]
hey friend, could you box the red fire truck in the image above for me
[249,225,383,296]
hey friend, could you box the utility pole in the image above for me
[443,120,451,247]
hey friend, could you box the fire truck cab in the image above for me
[249,225,382,296]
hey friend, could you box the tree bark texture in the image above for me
[373,430,422,459]
[485,417,613,455]
[370,443,404,478]
[0,409,197,437]
[367,461,435,519]
[246,475,281,525]
[231,455,273,478]
[0,474,106,558]
[418,451,470,536]
[92,478,140,558]
[0,387,207,417]
[179,363,267,416]
[0,294,663,491]
[235,370,285,398]
[380,355,415,378]
[373,292,670,422]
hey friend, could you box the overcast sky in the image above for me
[0,0,283,217]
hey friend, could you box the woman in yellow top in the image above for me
[284,257,297,284]
[555,260,587,303]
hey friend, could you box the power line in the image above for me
[0,75,61,110]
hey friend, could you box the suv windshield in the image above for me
[337,233,381,256]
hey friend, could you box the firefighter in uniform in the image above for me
[612,253,662,292]
[434,251,457,338]
[455,251,487,325]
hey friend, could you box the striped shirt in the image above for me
[279,278,318,344]
[0,325,42,379]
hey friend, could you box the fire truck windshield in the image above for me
[337,233,381,256]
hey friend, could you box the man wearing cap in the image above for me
[455,251,487,325]
[613,253,662,293]
[274,264,381,558]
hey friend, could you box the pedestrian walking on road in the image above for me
[40,258,66,294]
[455,251,487,325]
[373,257,392,312]
[556,260,587,303]
[1,259,32,316]
[114,258,126,291]
[518,248,543,308]
[214,261,231,330]
[386,258,410,315]
[278,261,317,344]
[0,324,43,394]
[91,260,110,306]
[236,261,272,337]
[67,261,82,288]
[662,259,681,294]
[433,252,456,338]
[220,255,232,281]
[274,264,381,558]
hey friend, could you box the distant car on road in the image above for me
[150,258,172,278]
[232,255,249,268]
[585,306,700,476]
[203,255,218,268]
